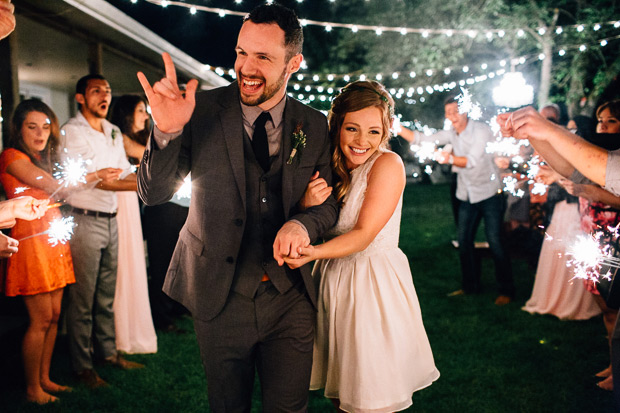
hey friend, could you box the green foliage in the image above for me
[302,0,620,122]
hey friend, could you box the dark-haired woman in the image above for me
[0,100,78,404]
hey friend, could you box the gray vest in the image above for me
[231,130,301,298]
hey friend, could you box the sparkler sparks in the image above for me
[54,157,90,187]
[486,137,530,157]
[502,176,525,197]
[566,225,620,284]
[50,157,91,199]
[175,175,192,200]
[18,216,76,246]
[456,87,482,120]
[47,216,76,246]
[531,182,548,196]
[410,141,438,163]
[14,187,29,194]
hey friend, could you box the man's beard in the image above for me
[238,66,287,107]
[84,102,108,119]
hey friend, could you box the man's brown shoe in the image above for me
[103,354,144,370]
[76,369,108,389]
[495,295,512,306]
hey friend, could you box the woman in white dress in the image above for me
[285,81,439,412]
[109,95,157,354]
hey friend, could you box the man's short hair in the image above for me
[540,103,561,123]
[244,3,303,61]
[443,93,459,106]
[76,74,107,95]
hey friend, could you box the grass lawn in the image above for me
[1,183,616,412]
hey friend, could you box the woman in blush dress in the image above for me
[285,81,439,413]
[109,95,157,354]
[560,100,620,390]
[522,117,601,321]
[0,100,112,403]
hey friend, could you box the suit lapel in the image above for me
[219,84,246,210]
[281,98,296,219]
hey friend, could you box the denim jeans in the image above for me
[457,193,515,296]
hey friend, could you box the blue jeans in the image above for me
[457,194,514,296]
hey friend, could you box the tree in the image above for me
[301,0,620,122]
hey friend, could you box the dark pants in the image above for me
[450,172,460,228]
[612,309,620,409]
[458,194,515,296]
[142,202,188,328]
[193,281,314,413]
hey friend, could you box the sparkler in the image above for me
[566,225,620,283]
[49,156,91,200]
[457,87,482,120]
[175,175,192,200]
[410,141,438,163]
[18,216,76,246]
[502,176,525,197]
[486,137,530,157]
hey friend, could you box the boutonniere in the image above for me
[287,123,307,165]
[111,129,118,141]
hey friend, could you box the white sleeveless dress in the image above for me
[310,150,440,413]
[114,191,157,354]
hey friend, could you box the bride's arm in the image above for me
[285,152,405,267]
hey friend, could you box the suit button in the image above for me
[143,151,149,163]
[261,197,267,203]
[234,219,243,226]
[226,256,234,264]
[260,177,267,182]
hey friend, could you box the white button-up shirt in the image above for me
[414,119,500,203]
[61,112,131,213]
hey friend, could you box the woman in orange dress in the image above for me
[0,100,107,404]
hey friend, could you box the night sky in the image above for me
[104,0,334,70]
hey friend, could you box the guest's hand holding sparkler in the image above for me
[0,196,49,228]
[434,150,452,165]
[494,157,510,170]
[497,107,560,141]
[536,164,561,185]
[92,167,123,188]
[0,233,18,258]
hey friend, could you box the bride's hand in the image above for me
[283,245,316,269]
[299,171,332,211]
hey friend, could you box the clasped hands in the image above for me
[274,171,332,269]
[273,221,315,269]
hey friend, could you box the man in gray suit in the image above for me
[137,4,338,412]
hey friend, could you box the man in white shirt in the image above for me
[61,74,142,389]
[400,95,515,305]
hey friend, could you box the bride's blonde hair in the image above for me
[328,80,394,204]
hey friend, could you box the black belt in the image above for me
[71,207,117,218]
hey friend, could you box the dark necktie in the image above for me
[252,112,272,172]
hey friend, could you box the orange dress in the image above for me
[0,148,75,296]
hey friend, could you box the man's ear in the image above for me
[287,53,303,74]
[75,93,85,105]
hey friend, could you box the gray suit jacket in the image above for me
[138,83,338,321]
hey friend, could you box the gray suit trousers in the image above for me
[193,281,314,413]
